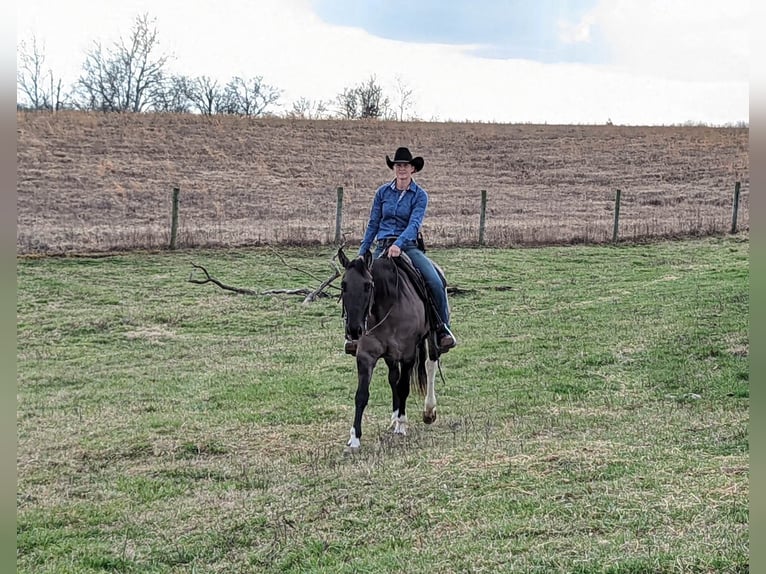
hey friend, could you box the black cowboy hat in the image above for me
[386,147,424,172]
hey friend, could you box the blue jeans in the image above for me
[373,240,451,328]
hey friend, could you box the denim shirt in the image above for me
[359,179,428,255]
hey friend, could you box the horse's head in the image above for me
[338,248,374,341]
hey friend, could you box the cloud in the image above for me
[16,0,748,125]
[186,0,747,124]
[557,13,596,45]
[576,0,749,82]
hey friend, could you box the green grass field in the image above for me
[17,237,749,573]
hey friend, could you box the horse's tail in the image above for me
[411,337,429,397]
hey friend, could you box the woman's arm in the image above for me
[359,188,384,255]
[394,188,428,249]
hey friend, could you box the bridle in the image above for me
[340,265,374,338]
[341,254,400,338]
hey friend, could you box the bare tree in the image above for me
[74,13,170,112]
[150,73,192,113]
[17,35,69,110]
[392,75,415,121]
[335,75,390,119]
[220,76,281,116]
[74,41,117,111]
[188,76,223,115]
[17,36,46,109]
[335,87,359,119]
[357,75,389,119]
[286,97,330,119]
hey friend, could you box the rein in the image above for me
[363,255,400,335]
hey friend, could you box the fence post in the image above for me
[730,181,741,234]
[612,189,621,243]
[335,186,344,245]
[479,189,487,246]
[170,186,180,250]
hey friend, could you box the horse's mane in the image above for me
[370,257,401,303]
[345,256,398,298]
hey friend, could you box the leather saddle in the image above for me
[382,248,445,358]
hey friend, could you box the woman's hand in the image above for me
[388,244,401,257]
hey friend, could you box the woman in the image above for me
[344,146,457,355]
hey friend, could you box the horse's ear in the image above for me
[338,248,350,268]
[363,250,372,269]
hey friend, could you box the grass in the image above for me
[17,236,749,573]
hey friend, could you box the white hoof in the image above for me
[393,415,408,436]
[346,428,361,452]
[388,410,399,430]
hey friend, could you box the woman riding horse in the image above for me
[344,147,457,356]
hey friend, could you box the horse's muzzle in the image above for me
[346,324,364,340]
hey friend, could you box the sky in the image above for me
[16,0,750,125]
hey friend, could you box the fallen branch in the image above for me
[188,263,258,295]
[263,288,316,296]
[187,248,469,301]
[302,268,341,304]
[188,261,339,300]
[267,246,328,284]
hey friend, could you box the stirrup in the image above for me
[437,327,457,352]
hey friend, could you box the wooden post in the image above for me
[335,186,344,245]
[730,181,741,234]
[170,187,180,250]
[612,189,621,243]
[479,189,487,246]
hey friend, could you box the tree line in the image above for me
[16,13,416,120]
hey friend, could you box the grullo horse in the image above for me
[338,247,438,451]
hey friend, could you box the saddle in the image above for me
[379,246,446,357]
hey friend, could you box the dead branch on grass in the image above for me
[269,245,343,303]
[302,268,340,304]
[188,245,470,302]
[267,246,327,285]
[188,263,259,295]
[188,259,341,301]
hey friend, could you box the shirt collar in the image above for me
[388,179,417,192]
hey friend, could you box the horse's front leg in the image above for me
[392,360,414,436]
[346,356,376,452]
[384,358,401,430]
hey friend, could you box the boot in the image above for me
[437,326,457,352]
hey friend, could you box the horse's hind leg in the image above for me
[423,349,438,424]
[392,361,414,435]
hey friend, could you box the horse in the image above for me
[337,247,439,452]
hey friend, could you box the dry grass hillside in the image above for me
[16,111,749,255]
